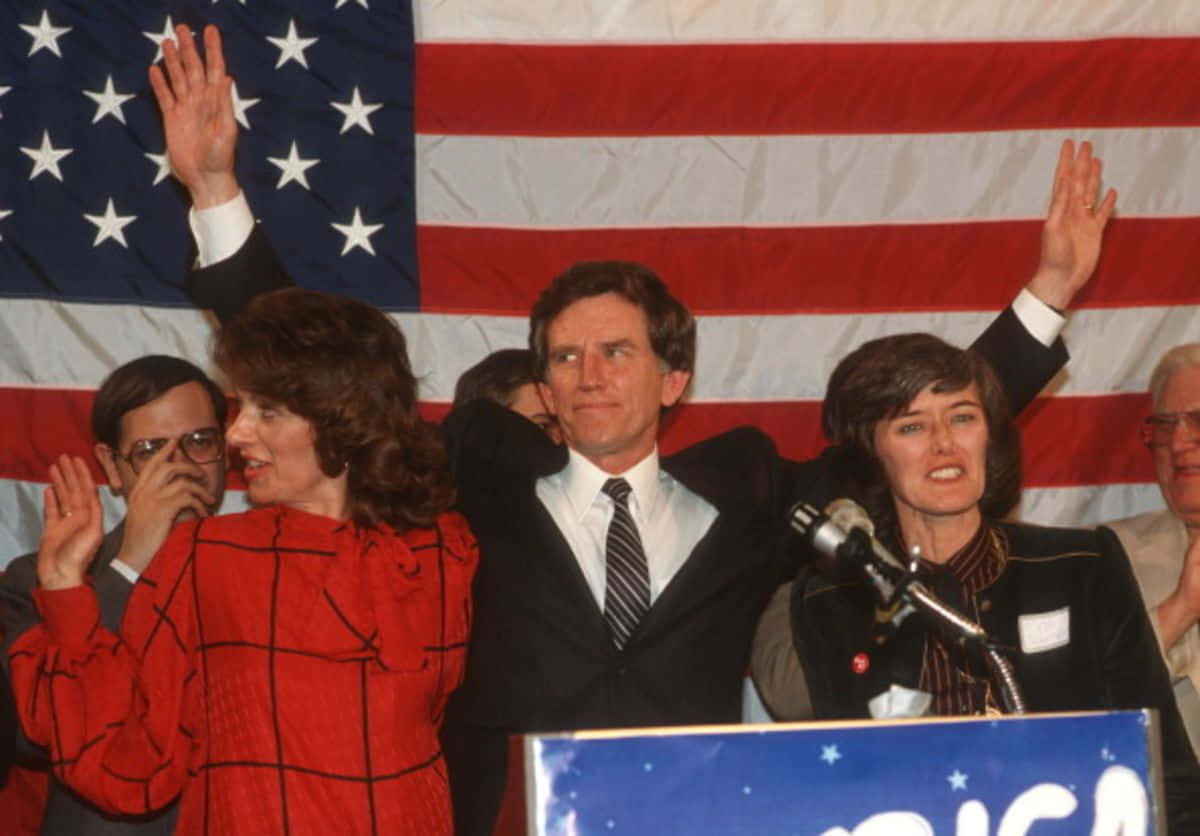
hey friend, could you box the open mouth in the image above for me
[928,466,965,481]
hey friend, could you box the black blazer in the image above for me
[193,226,1068,834]
[790,522,1200,834]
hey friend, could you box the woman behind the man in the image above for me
[773,333,1200,830]
[9,289,477,834]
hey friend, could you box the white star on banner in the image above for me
[143,16,178,64]
[84,199,136,248]
[268,142,319,190]
[231,81,260,129]
[947,769,968,791]
[145,152,171,185]
[0,209,11,241]
[335,0,370,8]
[21,131,72,182]
[331,86,381,135]
[331,208,382,255]
[0,86,10,118]
[267,20,318,69]
[83,75,136,124]
[21,10,72,58]
[819,744,841,765]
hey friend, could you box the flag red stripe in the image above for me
[419,217,1200,315]
[0,389,1152,489]
[417,39,1200,136]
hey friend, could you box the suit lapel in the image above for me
[514,484,611,646]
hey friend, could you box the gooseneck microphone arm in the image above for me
[790,502,1026,715]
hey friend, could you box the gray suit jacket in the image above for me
[1,523,179,835]
[1106,510,1200,758]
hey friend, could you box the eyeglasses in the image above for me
[115,428,225,473]
[1141,410,1200,448]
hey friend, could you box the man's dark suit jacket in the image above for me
[1,525,179,835]
[192,226,1067,834]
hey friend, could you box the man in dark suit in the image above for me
[1,355,228,835]
[149,25,1116,833]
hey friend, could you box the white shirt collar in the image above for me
[561,446,661,524]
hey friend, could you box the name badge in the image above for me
[1018,606,1070,654]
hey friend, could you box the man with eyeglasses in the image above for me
[1,354,227,834]
[1105,343,1200,758]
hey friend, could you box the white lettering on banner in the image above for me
[818,765,1148,835]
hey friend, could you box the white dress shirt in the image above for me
[536,447,718,609]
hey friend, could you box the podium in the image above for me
[499,711,1163,835]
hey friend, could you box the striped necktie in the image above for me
[602,477,650,649]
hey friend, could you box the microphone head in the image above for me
[824,498,875,537]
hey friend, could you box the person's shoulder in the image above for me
[663,426,780,504]
[1102,509,1179,546]
[398,511,478,563]
[999,520,1110,562]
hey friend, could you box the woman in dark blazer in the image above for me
[779,333,1200,832]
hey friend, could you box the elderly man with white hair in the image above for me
[1106,343,1200,756]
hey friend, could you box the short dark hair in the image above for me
[529,261,695,379]
[214,288,454,531]
[821,333,1021,549]
[91,355,227,449]
[452,349,538,410]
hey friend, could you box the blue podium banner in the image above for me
[521,711,1161,835]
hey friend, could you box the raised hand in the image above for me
[37,455,104,591]
[1027,139,1119,311]
[148,24,240,209]
[1157,535,1200,651]
[116,438,216,575]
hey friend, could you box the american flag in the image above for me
[2,0,1200,561]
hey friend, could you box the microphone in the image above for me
[790,499,987,645]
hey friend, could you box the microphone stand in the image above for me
[835,528,1027,715]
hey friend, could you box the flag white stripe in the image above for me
[416,129,1200,229]
[3,300,1196,400]
[415,0,1200,43]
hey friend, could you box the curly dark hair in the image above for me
[529,261,695,379]
[820,333,1021,551]
[213,288,454,531]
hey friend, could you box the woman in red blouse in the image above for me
[10,289,477,834]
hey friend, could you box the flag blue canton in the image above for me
[0,0,418,310]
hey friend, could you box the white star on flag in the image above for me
[0,208,11,241]
[84,199,136,248]
[231,81,260,130]
[0,86,10,118]
[331,87,382,135]
[267,20,318,69]
[84,75,136,124]
[143,16,178,64]
[21,10,72,58]
[21,131,72,182]
[336,0,370,8]
[332,208,383,255]
[145,152,171,185]
[268,142,319,190]
[819,744,841,765]
[947,769,968,791]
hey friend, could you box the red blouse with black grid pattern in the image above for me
[9,505,477,835]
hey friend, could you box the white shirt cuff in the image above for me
[108,558,140,584]
[1011,287,1065,348]
[189,191,255,268]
